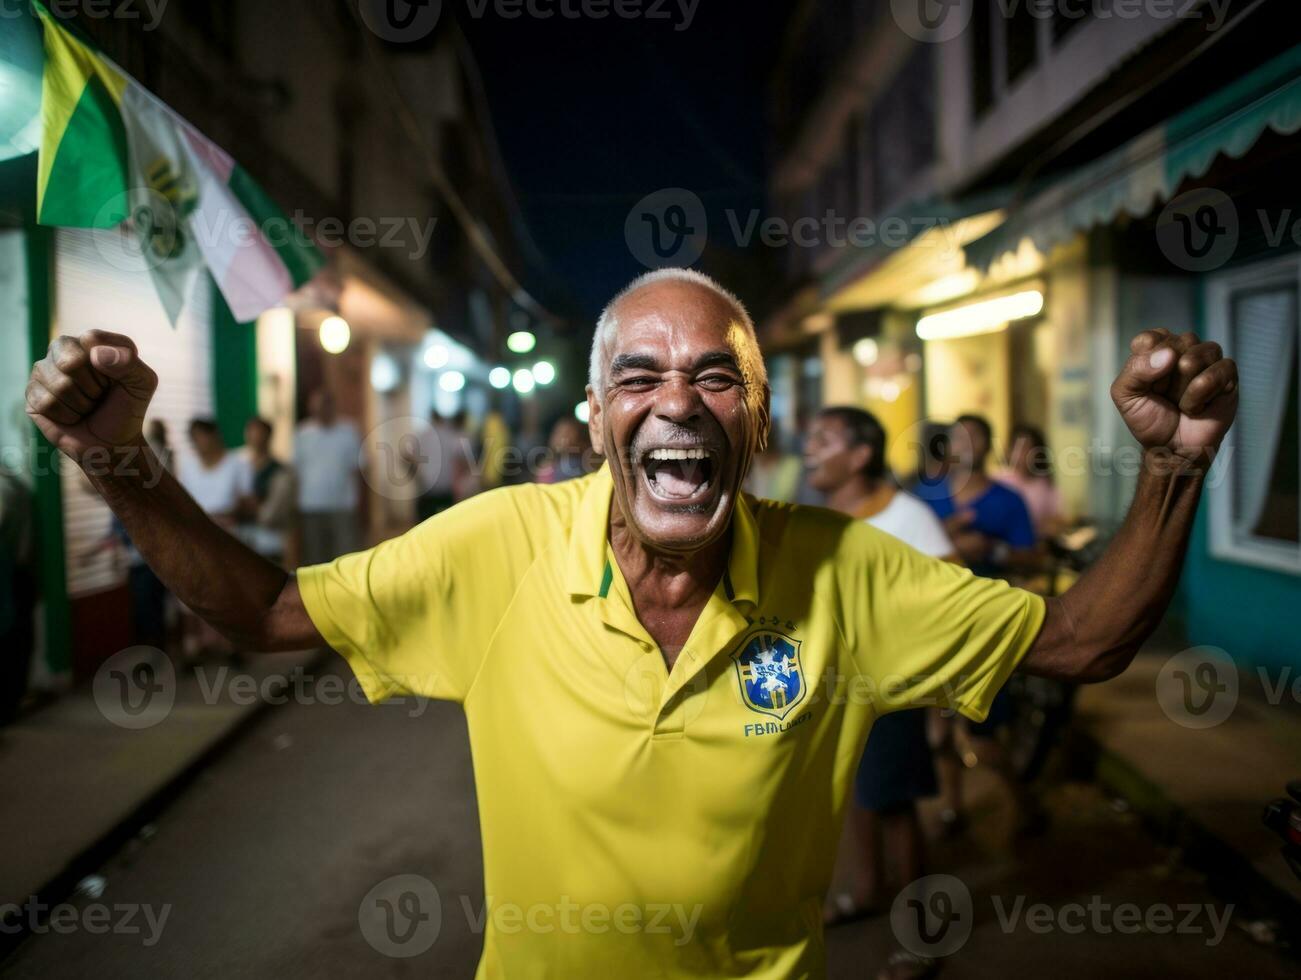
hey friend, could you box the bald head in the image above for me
[588,269,767,400]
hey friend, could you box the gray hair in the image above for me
[587,268,768,398]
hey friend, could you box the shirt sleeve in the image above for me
[296,486,541,704]
[838,523,1046,722]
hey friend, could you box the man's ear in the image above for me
[586,387,605,456]
[756,385,772,452]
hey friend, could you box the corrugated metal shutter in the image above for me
[54,228,213,598]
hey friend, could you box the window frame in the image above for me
[1205,253,1301,575]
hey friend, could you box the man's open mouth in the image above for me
[639,446,718,504]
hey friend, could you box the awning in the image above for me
[966,43,1301,272]
[818,189,1010,306]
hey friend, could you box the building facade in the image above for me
[766,0,1300,667]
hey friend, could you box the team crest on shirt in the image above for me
[732,631,806,720]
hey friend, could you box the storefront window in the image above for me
[1208,259,1301,573]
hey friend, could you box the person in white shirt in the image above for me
[293,390,362,566]
[179,418,253,659]
[804,407,955,966]
[406,409,475,522]
[181,419,252,525]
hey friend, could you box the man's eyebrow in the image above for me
[610,353,663,374]
[692,351,742,372]
[609,351,742,375]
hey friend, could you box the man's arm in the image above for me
[1021,329,1238,682]
[27,330,323,652]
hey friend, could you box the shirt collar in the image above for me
[565,462,760,607]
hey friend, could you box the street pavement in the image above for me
[3,656,1294,979]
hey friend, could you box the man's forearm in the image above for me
[1027,453,1206,682]
[86,440,311,650]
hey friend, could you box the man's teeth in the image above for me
[646,448,709,461]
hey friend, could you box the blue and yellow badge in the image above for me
[733,631,805,720]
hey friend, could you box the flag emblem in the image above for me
[733,631,806,720]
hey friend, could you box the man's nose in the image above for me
[654,375,703,423]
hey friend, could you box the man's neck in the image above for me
[609,519,729,602]
[951,465,991,499]
[606,504,731,666]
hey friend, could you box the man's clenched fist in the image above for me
[1111,328,1238,470]
[26,330,158,463]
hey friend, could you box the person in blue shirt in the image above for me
[922,414,1046,840]
[920,414,1038,578]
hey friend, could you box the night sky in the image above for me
[454,2,793,325]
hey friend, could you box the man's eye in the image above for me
[698,375,739,392]
[620,376,658,390]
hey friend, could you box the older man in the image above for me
[26,269,1237,978]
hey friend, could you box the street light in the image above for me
[512,368,535,394]
[423,343,450,369]
[370,352,400,393]
[319,316,350,354]
[574,401,590,423]
[440,370,466,392]
[489,366,511,389]
[533,360,556,385]
[915,290,1044,341]
[507,331,537,354]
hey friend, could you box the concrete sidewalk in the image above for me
[0,647,326,943]
[1074,649,1301,938]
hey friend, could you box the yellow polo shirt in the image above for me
[299,464,1045,978]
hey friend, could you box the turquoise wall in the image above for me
[1180,501,1300,670]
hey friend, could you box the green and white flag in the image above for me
[28,0,322,323]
